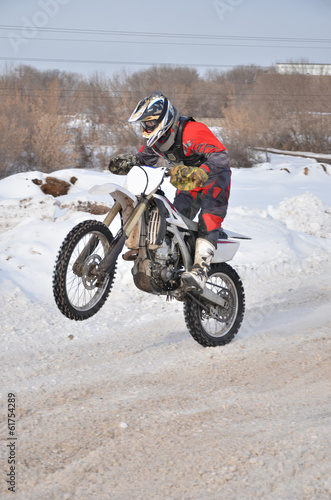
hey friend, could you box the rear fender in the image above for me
[212,239,240,263]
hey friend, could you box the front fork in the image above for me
[72,200,123,277]
[102,200,122,228]
[96,195,153,277]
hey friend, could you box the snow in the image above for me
[0,153,331,499]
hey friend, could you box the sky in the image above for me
[0,0,330,78]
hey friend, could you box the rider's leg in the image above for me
[181,237,215,291]
[173,189,201,220]
[181,173,231,291]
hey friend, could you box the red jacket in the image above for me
[136,120,230,183]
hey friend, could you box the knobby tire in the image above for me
[53,220,116,321]
[184,262,245,347]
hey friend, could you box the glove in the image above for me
[108,154,138,175]
[169,165,209,191]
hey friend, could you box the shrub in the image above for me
[31,114,80,173]
[219,104,261,168]
[0,90,30,178]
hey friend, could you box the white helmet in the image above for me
[128,92,176,147]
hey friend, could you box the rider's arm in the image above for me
[201,149,230,180]
[182,121,230,180]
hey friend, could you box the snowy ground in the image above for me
[0,153,330,499]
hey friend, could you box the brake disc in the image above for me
[209,288,234,322]
[82,255,102,290]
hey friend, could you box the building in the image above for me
[276,63,331,76]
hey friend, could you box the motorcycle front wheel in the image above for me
[183,263,245,347]
[53,220,116,321]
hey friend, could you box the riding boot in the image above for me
[181,238,215,292]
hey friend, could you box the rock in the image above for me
[40,177,71,197]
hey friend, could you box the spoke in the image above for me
[200,272,238,338]
[65,230,110,311]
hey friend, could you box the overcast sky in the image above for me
[0,0,330,77]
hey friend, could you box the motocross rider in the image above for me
[108,91,231,292]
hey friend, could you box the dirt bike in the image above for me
[53,165,249,347]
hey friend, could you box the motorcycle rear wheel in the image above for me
[53,220,116,320]
[183,263,245,347]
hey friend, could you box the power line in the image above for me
[0,56,256,69]
[0,92,330,103]
[1,25,331,44]
[1,35,330,50]
[0,87,330,98]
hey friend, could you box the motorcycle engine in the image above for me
[132,234,181,295]
[132,204,182,294]
[152,235,179,284]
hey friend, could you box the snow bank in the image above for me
[230,153,331,209]
[268,191,331,238]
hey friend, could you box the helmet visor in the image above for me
[142,119,158,131]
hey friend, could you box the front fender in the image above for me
[89,183,138,211]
